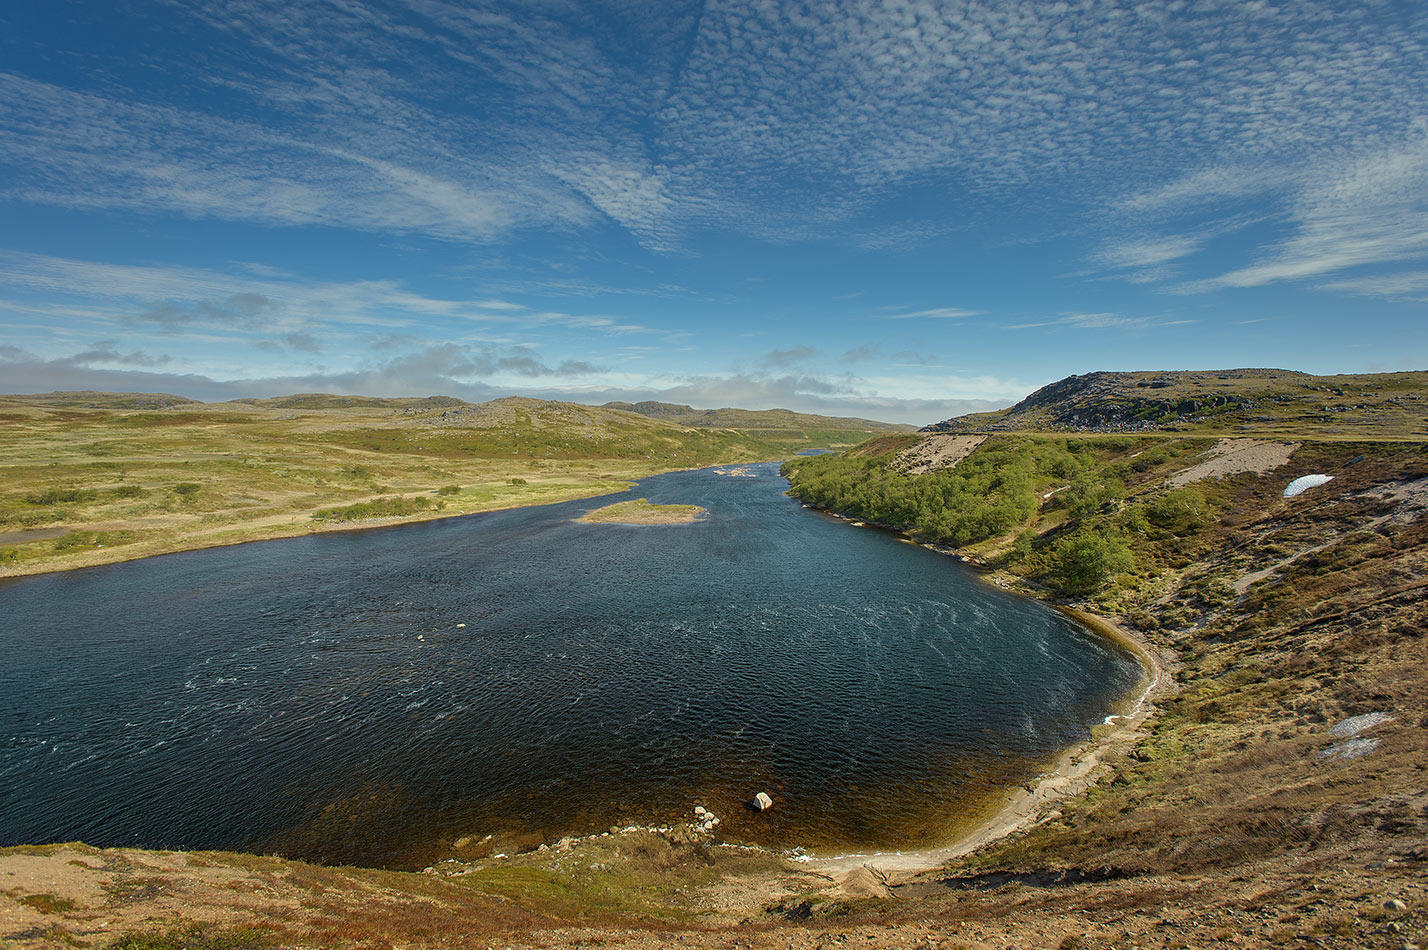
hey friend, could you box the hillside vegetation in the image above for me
[0,392,896,577]
[769,369,1428,946]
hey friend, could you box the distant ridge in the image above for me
[602,400,913,432]
[229,393,468,410]
[0,390,911,433]
[7,390,200,410]
[0,390,908,449]
[923,368,1428,439]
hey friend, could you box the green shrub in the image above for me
[1146,487,1213,536]
[1052,532,1136,595]
[1131,447,1172,472]
[1009,527,1039,562]
[19,893,75,914]
[436,484,462,495]
[53,532,93,551]
[783,438,1042,546]
[1059,472,1125,519]
[172,483,202,496]
[24,487,98,505]
[311,496,441,522]
[50,530,136,552]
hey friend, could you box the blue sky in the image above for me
[1,0,1425,425]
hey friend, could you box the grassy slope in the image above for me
[0,393,894,577]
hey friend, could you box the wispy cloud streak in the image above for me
[3,1,1425,250]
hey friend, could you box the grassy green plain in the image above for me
[0,391,900,577]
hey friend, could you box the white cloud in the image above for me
[0,344,1012,427]
[1323,271,1428,301]
[1184,137,1428,292]
[1006,311,1193,331]
[1103,131,1428,298]
[1118,165,1290,216]
[1061,312,1133,330]
[654,0,1428,239]
[0,252,648,337]
[1094,235,1203,271]
[761,346,818,368]
[4,0,1426,251]
[879,307,982,320]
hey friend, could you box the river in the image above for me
[0,462,1140,868]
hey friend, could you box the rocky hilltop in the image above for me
[927,368,1428,438]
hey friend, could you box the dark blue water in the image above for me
[0,463,1141,868]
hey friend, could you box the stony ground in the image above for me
[892,435,987,475]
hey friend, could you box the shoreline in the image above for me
[793,506,1170,882]
[0,459,781,581]
[575,498,708,525]
[0,487,626,581]
[803,609,1166,881]
[7,469,1170,893]
[438,595,1167,883]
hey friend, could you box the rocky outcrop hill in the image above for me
[926,368,1428,438]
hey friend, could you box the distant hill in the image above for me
[392,396,907,451]
[229,393,468,410]
[2,390,200,410]
[924,368,1428,440]
[600,400,699,420]
[399,395,694,433]
[601,400,913,433]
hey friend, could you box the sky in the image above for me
[1,0,1426,426]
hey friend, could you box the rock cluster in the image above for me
[923,370,1262,434]
[692,805,720,833]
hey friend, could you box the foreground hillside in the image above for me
[3,372,1426,950]
[0,392,895,577]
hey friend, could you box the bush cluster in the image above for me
[311,496,443,522]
